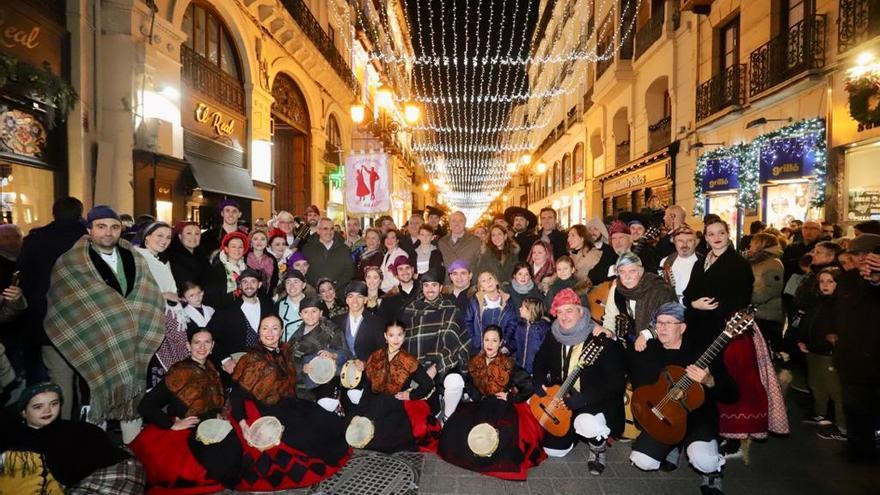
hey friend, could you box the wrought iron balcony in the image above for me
[596,37,614,79]
[648,115,672,151]
[281,0,358,92]
[838,0,880,53]
[616,139,631,166]
[181,45,245,113]
[749,15,825,96]
[696,63,746,121]
[635,8,665,60]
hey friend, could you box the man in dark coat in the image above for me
[16,197,86,386]
[200,199,248,257]
[379,257,421,323]
[300,218,354,290]
[781,220,821,283]
[331,281,385,362]
[834,234,880,461]
[506,206,538,262]
[208,269,275,375]
[532,288,625,474]
[538,207,568,260]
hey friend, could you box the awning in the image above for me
[187,155,262,201]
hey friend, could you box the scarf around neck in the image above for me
[219,251,246,295]
[511,278,535,294]
[615,272,677,333]
[551,311,593,346]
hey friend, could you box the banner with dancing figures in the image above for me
[345,153,391,215]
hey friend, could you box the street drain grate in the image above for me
[312,451,421,495]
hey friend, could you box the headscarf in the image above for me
[586,218,610,244]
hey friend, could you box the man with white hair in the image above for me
[300,217,354,290]
[531,288,625,475]
[628,302,737,495]
[437,211,481,280]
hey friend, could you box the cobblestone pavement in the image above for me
[226,393,879,495]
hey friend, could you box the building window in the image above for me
[719,16,740,72]
[182,2,242,81]
[782,0,805,31]
[328,25,336,45]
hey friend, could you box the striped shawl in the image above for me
[45,237,164,420]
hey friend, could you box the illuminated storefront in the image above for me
[701,155,741,244]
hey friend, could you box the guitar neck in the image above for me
[553,340,598,399]
[674,331,733,389]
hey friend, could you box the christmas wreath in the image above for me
[845,69,880,125]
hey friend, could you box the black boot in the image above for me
[587,439,607,475]
[700,473,723,495]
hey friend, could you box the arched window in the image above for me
[326,115,342,163]
[573,143,584,182]
[553,161,561,192]
[562,154,571,186]
[182,2,242,81]
[546,165,554,195]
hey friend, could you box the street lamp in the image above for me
[404,104,420,124]
[536,161,548,174]
[350,84,422,154]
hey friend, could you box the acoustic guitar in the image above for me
[631,308,755,445]
[586,225,661,323]
[530,336,606,438]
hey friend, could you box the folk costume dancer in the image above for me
[131,327,241,494]
[438,325,546,480]
[347,321,441,453]
[230,316,350,491]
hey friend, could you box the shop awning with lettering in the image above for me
[702,156,741,192]
[759,133,820,183]
[187,156,262,201]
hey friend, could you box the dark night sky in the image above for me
[403,0,541,195]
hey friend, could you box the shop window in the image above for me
[562,154,571,187]
[554,161,561,192]
[844,146,880,223]
[573,143,584,182]
[0,162,54,233]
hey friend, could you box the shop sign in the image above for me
[848,189,880,222]
[194,102,235,137]
[603,159,669,195]
[0,4,64,76]
[702,156,741,192]
[759,134,819,182]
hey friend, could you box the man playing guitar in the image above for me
[531,288,626,475]
[627,302,738,495]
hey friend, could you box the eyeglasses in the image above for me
[655,320,683,328]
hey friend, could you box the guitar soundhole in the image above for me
[669,388,684,401]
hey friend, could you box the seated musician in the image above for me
[627,303,738,495]
[132,326,241,492]
[230,315,350,491]
[438,325,545,480]
[602,252,677,358]
[288,297,347,411]
[347,320,440,453]
[531,288,625,475]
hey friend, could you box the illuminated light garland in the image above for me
[693,118,827,216]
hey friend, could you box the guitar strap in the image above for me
[613,288,637,344]
[561,343,584,392]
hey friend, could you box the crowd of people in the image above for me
[0,195,878,494]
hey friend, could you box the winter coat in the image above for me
[834,270,880,384]
[508,317,551,373]
[437,233,482,278]
[300,237,354,290]
[166,237,211,289]
[472,245,521,285]
[798,293,836,356]
[463,291,518,353]
[748,245,785,323]
[501,281,544,314]
[569,247,602,281]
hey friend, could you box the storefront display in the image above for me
[758,121,825,227]
[700,154,742,242]
[0,2,71,233]
[844,143,880,222]
[598,149,674,218]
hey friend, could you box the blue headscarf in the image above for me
[652,302,686,326]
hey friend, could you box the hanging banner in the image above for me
[759,132,820,182]
[702,156,741,192]
[345,152,390,215]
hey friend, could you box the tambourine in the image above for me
[467,423,499,458]
[246,416,284,451]
[306,355,337,385]
[195,418,233,445]
[230,352,247,362]
[340,360,363,389]
[345,416,375,449]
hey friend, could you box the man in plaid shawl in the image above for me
[401,270,471,421]
[44,205,164,442]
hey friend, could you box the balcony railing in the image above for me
[635,7,665,60]
[696,63,746,121]
[615,139,631,166]
[583,87,594,114]
[749,15,825,96]
[596,37,614,79]
[838,0,880,53]
[281,0,358,92]
[566,105,580,128]
[648,115,672,152]
[181,45,245,113]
